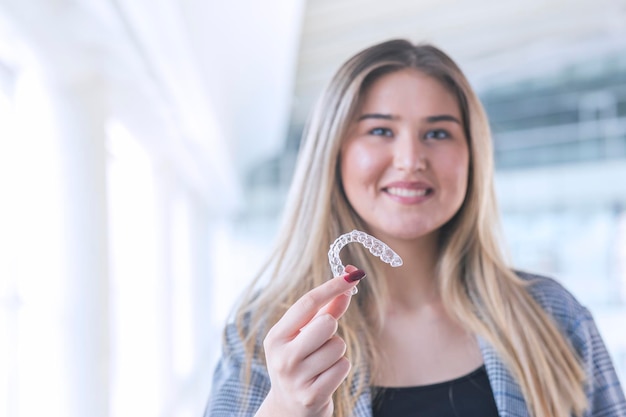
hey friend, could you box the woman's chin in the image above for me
[368,225,439,245]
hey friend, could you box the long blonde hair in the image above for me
[233,39,587,417]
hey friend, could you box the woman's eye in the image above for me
[369,127,393,137]
[425,129,449,140]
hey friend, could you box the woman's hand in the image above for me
[255,265,366,417]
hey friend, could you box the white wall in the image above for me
[0,1,306,416]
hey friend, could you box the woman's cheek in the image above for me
[345,143,383,178]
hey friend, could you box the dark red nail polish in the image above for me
[344,269,366,283]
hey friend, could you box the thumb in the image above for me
[318,265,365,319]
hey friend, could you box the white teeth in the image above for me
[386,187,427,197]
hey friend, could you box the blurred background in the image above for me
[1,0,625,416]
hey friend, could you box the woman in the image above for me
[205,39,626,417]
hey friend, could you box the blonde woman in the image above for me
[205,40,626,417]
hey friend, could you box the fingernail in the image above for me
[344,269,366,283]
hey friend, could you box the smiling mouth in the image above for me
[385,187,432,198]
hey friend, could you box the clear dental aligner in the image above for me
[328,229,403,294]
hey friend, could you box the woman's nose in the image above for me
[393,135,426,172]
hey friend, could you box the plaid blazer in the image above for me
[205,272,626,416]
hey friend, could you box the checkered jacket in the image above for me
[205,272,626,416]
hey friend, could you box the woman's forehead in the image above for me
[354,69,462,118]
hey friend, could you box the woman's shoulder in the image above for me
[513,271,626,413]
[221,313,267,360]
[221,290,273,354]
[514,270,593,335]
[207,318,271,416]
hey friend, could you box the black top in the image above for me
[372,365,500,417]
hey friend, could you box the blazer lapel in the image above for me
[351,364,374,417]
[479,336,530,417]
[352,385,373,417]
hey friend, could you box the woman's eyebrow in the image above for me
[357,113,396,121]
[426,114,461,124]
[357,113,461,124]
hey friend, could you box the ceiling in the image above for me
[290,0,626,127]
[2,0,625,195]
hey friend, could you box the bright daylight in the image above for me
[0,0,625,416]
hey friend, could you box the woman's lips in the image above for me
[385,187,429,198]
[382,182,433,203]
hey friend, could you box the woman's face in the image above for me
[340,69,470,245]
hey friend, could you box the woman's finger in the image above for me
[309,356,352,400]
[300,335,347,377]
[270,268,365,340]
[317,292,352,320]
[290,313,338,361]
[315,265,364,320]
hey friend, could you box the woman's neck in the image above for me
[380,232,441,311]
